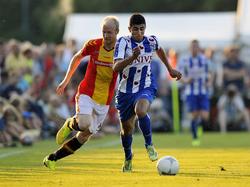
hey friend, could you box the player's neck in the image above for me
[104,42,115,51]
[131,36,144,43]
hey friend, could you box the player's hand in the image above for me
[169,69,182,80]
[132,46,141,59]
[56,81,67,95]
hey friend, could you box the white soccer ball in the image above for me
[156,156,179,175]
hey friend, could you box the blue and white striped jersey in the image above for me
[179,54,211,96]
[114,35,159,93]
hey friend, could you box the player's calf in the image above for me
[56,117,77,145]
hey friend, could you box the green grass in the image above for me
[0,132,250,187]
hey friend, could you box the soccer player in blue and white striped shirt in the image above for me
[179,39,211,146]
[113,13,182,172]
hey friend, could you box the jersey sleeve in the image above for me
[149,35,160,51]
[80,39,96,57]
[114,37,127,61]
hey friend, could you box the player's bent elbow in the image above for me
[112,64,121,72]
[113,59,124,72]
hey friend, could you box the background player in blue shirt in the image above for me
[179,39,212,146]
[113,13,182,172]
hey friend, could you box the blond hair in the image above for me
[102,16,119,32]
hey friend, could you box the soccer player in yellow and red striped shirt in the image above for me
[43,16,119,170]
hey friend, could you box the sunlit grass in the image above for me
[0,132,249,187]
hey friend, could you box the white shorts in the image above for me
[75,94,109,134]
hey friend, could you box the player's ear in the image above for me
[128,26,131,32]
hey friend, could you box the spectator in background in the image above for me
[150,58,172,123]
[150,59,162,89]
[205,47,223,96]
[56,39,77,83]
[31,46,43,78]
[0,97,39,146]
[217,84,250,133]
[4,40,33,93]
[46,94,71,132]
[0,41,6,77]
[0,70,22,99]
[0,99,13,147]
[149,98,171,132]
[1,100,24,146]
[5,40,25,76]
[222,45,248,94]
[10,94,42,130]
[17,44,34,92]
[41,44,57,89]
[204,47,224,130]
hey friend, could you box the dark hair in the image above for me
[129,13,146,27]
[191,39,199,44]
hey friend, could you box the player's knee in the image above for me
[78,123,91,131]
[135,100,150,118]
[121,124,134,135]
[191,113,199,120]
[135,109,147,118]
[78,118,91,131]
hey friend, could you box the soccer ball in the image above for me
[156,156,179,175]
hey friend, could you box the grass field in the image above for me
[0,132,250,187]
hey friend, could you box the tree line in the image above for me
[0,0,237,44]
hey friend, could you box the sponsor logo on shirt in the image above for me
[94,61,113,67]
[134,55,152,64]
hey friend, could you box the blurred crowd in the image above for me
[0,38,250,148]
[0,39,79,147]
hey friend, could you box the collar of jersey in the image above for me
[130,36,146,44]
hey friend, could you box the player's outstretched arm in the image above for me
[156,47,182,81]
[56,51,82,95]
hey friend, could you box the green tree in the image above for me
[0,0,65,44]
[73,0,237,13]
[0,0,238,43]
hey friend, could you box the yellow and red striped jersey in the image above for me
[78,38,117,105]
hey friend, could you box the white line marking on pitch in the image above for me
[0,150,27,159]
[0,139,120,159]
[85,139,120,149]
